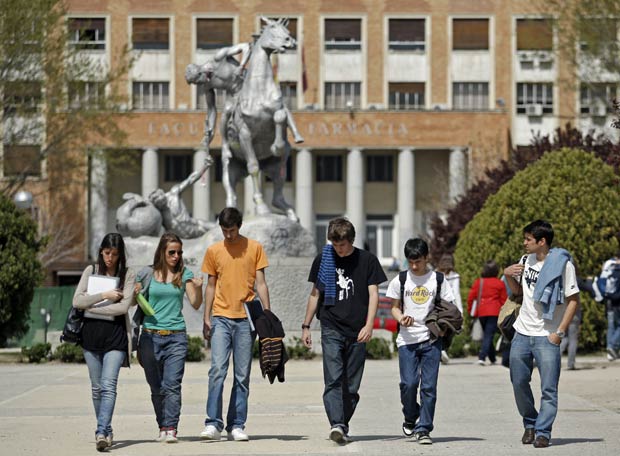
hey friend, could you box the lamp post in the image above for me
[13,190,34,211]
[40,308,51,344]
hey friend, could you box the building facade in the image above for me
[3,0,618,283]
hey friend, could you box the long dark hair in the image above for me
[97,233,128,286]
[153,232,184,288]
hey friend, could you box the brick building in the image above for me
[3,0,617,283]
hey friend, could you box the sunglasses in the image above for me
[167,249,183,256]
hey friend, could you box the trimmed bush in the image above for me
[365,337,392,359]
[455,148,620,351]
[286,336,315,360]
[21,342,51,363]
[53,342,84,363]
[186,335,205,362]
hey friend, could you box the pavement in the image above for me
[0,354,619,456]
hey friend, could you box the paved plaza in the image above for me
[0,354,619,456]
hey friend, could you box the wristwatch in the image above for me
[301,324,311,330]
[555,330,566,338]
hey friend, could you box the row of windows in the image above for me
[68,17,560,53]
[5,80,615,114]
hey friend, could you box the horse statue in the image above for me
[221,17,302,221]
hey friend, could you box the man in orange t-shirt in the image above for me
[199,207,271,442]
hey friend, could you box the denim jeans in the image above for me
[83,349,126,436]
[607,308,620,351]
[138,331,188,430]
[478,316,498,363]
[510,332,561,440]
[205,316,253,432]
[560,316,580,369]
[398,338,442,433]
[320,325,367,434]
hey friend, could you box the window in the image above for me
[132,82,169,110]
[214,154,222,182]
[2,145,41,177]
[453,82,489,110]
[164,154,192,181]
[516,83,553,114]
[3,81,42,115]
[132,18,169,50]
[388,19,425,51]
[366,155,393,182]
[196,18,233,49]
[68,18,106,50]
[453,19,489,50]
[280,82,297,110]
[389,82,425,110]
[580,83,615,115]
[517,19,553,51]
[325,19,361,50]
[324,82,361,110]
[579,18,617,52]
[366,216,394,260]
[68,81,105,109]
[316,155,343,182]
[196,85,228,111]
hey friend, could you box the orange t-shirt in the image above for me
[201,237,269,318]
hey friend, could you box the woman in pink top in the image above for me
[467,260,508,365]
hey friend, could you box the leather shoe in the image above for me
[522,428,535,444]
[533,436,550,448]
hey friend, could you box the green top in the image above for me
[143,268,194,330]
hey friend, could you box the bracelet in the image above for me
[301,323,311,330]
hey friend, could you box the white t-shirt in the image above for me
[513,253,579,337]
[386,270,455,347]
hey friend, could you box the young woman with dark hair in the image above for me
[72,232,136,451]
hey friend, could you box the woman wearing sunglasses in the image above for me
[136,232,203,443]
[72,232,136,452]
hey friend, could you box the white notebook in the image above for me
[85,275,120,321]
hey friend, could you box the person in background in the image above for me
[136,232,203,444]
[467,260,508,366]
[72,233,136,452]
[435,253,462,364]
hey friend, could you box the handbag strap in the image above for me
[474,278,484,317]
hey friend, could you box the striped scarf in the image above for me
[317,244,337,306]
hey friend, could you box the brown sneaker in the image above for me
[522,428,535,444]
[533,436,550,448]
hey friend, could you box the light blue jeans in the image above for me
[510,332,561,440]
[139,331,188,430]
[607,309,620,351]
[205,317,253,432]
[83,349,126,436]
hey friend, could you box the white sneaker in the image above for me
[477,360,486,366]
[329,426,347,445]
[155,430,167,442]
[200,425,221,440]
[95,434,107,452]
[228,428,249,441]
[165,429,178,443]
[105,433,113,447]
[441,350,450,364]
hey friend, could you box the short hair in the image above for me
[219,207,243,228]
[404,238,429,260]
[523,219,554,246]
[436,253,455,273]
[327,217,355,243]
[481,260,499,278]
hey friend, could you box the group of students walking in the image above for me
[73,215,579,451]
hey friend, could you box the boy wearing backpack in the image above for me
[386,238,457,445]
[597,255,620,360]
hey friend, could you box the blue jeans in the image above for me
[83,349,126,436]
[205,317,253,432]
[320,325,367,434]
[560,316,580,369]
[607,308,620,351]
[510,332,561,440]
[479,316,499,363]
[398,338,442,433]
[138,331,187,430]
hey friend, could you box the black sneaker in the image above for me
[413,431,433,445]
[402,422,415,437]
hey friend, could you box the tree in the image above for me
[454,149,620,351]
[0,193,45,346]
[0,0,135,266]
[429,125,620,266]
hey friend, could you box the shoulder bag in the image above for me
[497,256,528,341]
[470,278,484,342]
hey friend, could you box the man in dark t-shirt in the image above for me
[301,217,387,445]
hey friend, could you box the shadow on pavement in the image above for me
[550,437,604,446]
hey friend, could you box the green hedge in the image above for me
[455,148,620,351]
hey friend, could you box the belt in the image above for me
[143,328,185,336]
